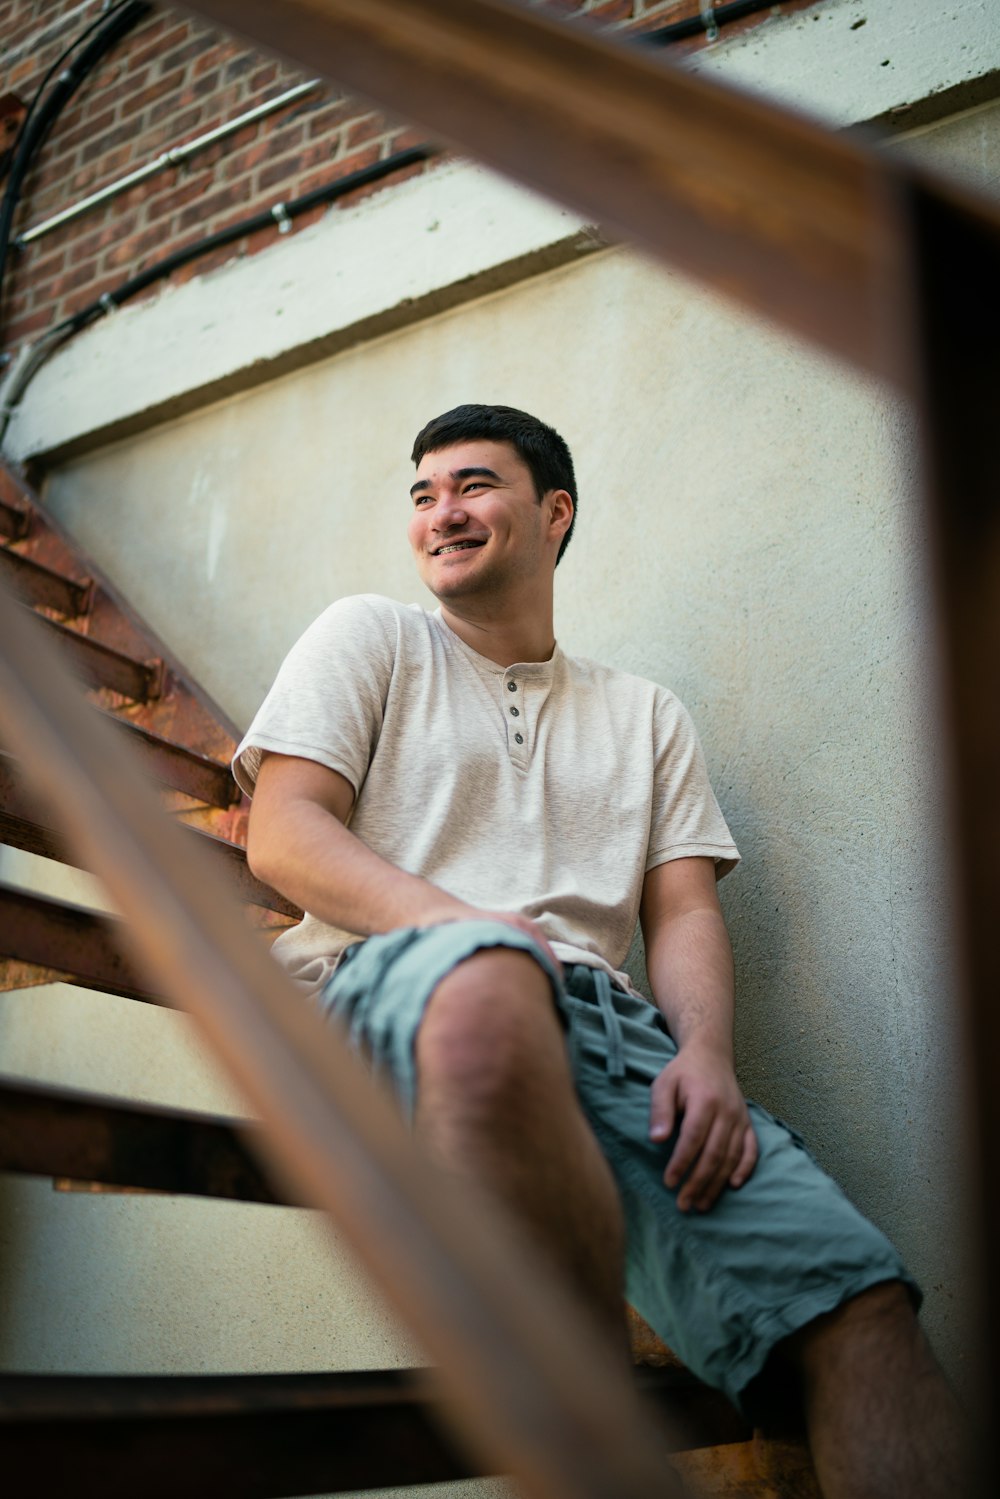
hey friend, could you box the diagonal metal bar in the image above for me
[903,180,1000,1460]
[0,578,688,1499]
[182,0,914,382]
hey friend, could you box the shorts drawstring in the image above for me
[585,965,626,1081]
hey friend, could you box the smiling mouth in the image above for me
[434,540,485,556]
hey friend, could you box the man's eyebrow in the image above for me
[409,466,504,498]
[453,466,504,485]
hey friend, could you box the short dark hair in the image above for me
[411,403,577,564]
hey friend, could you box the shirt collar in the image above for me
[433,608,562,681]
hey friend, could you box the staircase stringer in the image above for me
[0,457,247,846]
[1,459,241,737]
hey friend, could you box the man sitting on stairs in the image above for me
[234,403,964,1498]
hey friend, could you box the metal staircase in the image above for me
[0,458,296,966]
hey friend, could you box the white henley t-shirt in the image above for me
[234,593,739,997]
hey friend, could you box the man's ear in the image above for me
[547,489,574,545]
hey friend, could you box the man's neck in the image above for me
[439,600,556,667]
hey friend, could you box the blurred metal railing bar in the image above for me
[182,0,916,382]
[178,0,1000,1473]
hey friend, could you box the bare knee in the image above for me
[415,948,566,1125]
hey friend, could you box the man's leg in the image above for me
[414,948,627,1348]
[779,1279,969,1499]
[550,973,968,1495]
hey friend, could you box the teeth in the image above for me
[437,542,480,555]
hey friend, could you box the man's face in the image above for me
[407,440,554,601]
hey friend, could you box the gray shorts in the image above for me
[319,920,919,1418]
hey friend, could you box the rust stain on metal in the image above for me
[672,1435,821,1497]
[627,1303,686,1367]
[0,960,74,993]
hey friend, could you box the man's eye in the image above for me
[413,494,433,506]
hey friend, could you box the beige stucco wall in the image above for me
[3,86,998,1471]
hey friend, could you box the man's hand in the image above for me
[649,1040,758,1213]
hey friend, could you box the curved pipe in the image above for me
[0,1,152,334]
[0,143,439,448]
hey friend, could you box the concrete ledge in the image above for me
[692,0,1000,132]
[7,162,599,465]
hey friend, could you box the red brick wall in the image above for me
[0,1,818,357]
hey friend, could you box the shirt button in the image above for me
[507,681,517,692]
[509,705,519,717]
[514,732,524,745]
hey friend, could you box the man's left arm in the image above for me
[640,856,758,1213]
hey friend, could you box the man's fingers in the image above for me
[650,1054,757,1210]
[689,1120,750,1211]
[676,1118,737,1211]
[649,1071,680,1147]
[661,1104,710,1190]
[728,1122,759,1188]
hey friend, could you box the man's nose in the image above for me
[433,490,468,528]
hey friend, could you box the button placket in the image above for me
[503,673,528,759]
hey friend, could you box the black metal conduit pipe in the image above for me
[644,0,783,46]
[0,2,152,332]
[0,145,438,445]
[75,144,438,324]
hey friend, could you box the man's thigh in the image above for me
[317,920,564,1118]
[560,967,920,1419]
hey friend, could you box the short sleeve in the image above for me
[232,594,397,798]
[646,690,740,879]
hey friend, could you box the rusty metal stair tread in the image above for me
[0,1073,285,1204]
[0,882,162,1002]
[0,544,92,617]
[0,1365,748,1498]
[0,1367,476,1498]
[0,1070,750,1456]
[99,710,240,809]
[31,607,162,703]
[0,710,238,809]
[0,752,298,916]
[0,493,29,542]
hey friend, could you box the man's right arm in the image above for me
[247,752,558,961]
